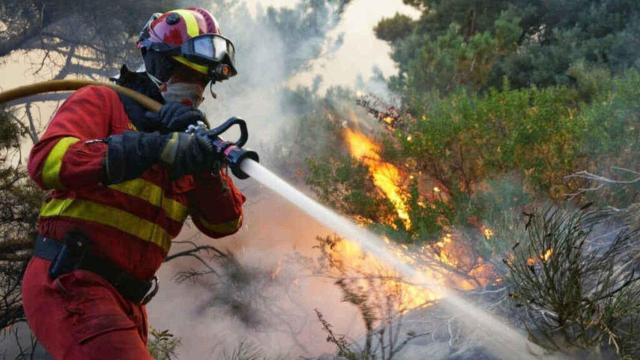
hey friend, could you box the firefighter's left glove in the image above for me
[145,102,205,133]
[158,132,218,180]
[104,131,219,185]
[104,131,167,185]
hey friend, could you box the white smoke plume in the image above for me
[147,0,394,357]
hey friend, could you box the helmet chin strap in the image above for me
[209,81,217,99]
[146,72,165,90]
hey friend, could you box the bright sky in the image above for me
[0,0,418,92]
[277,0,419,90]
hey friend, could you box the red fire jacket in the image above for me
[27,85,245,280]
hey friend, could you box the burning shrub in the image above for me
[313,235,432,359]
[506,206,640,358]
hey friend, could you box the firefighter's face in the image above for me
[160,65,208,107]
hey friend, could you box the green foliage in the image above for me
[492,1,640,89]
[404,183,451,243]
[391,16,519,97]
[569,69,640,207]
[374,13,415,43]
[147,328,181,360]
[401,84,581,196]
[580,70,640,164]
[376,0,640,95]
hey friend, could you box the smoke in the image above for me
[151,193,366,357]
[148,1,377,358]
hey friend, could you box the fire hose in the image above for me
[0,80,259,179]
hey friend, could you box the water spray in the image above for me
[239,160,556,360]
[1,81,556,359]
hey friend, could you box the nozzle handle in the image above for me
[207,117,249,147]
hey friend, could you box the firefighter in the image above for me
[21,8,244,359]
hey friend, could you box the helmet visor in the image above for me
[184,34,235,70]
[147,34,237,81]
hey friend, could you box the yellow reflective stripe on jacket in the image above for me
[197,214,243,235]
[42,137,80,189]
[171,9,200,37]
[40,198,172,252]
[109,179,188,223]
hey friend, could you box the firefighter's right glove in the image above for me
[104,131,218,185]
[158,132,218,180]
[145,102,205,133]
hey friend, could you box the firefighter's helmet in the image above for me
[137,8,237,84]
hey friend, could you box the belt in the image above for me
[33,235,158,305]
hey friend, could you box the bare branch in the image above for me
[24,103,40,144]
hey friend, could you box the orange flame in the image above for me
[343,128,411,229]
[527,248,554,265]
[325,233,497,312]
[334,128,498,312]
[326,238,441,311]
[482,227,495,240]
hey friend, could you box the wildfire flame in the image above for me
[325,238,442,311]
[382,116,396,128]
[333,128,498,312]
[527,248,554,266]
[324,234,497,313]
[343,128,411,229]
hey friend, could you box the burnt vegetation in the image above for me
[506,206,640,357]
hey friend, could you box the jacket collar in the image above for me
[111,65,165,132]
[112,65,164,103]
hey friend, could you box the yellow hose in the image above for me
[0,79,162,112]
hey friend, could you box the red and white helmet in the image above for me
[138,8,237,83]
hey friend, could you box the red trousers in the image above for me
[21,257,153,359]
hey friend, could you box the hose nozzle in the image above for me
[224,146,259,179]
[191,117,260,179]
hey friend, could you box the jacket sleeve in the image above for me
[28,86,111,190]
[187,169,246,238]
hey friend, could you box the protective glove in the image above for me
[145,102,206,133]
[159,132,220,179]
[104,131,166,184]
[104,131,219,184]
